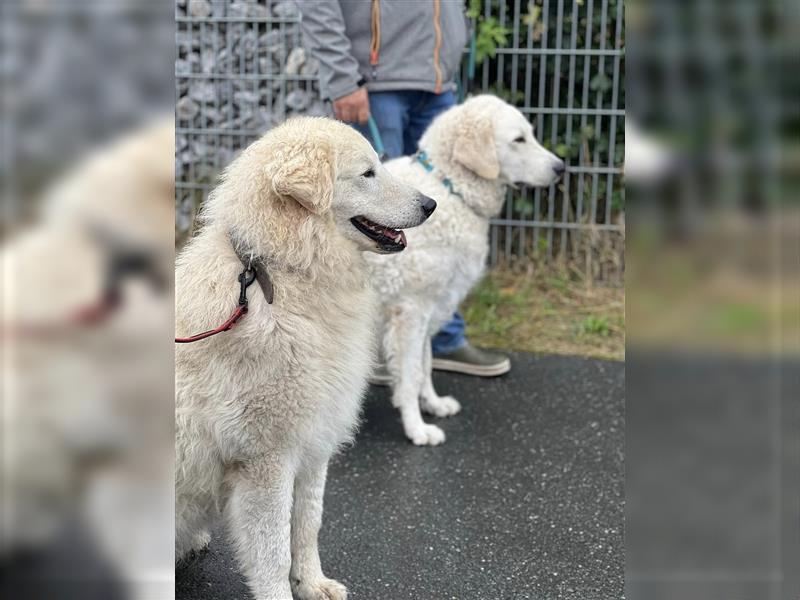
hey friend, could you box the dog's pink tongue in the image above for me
[398,230,407,247]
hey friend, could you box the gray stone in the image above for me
[175,31,198,50]
[285,88,310,111]
[258,30,287,65]
[217,147,235,167]
[284,46,305,75]
[227,2,247,17]
[256,108,279,131]
[272,1,300,20]
[194,162,218,181]
[235,31,259,60]
[270,95,287,120]
[175,58,192,75]
[188,81,216,103]
[201,48,216,74]
[300,56,319,76]
[240,110,266,132]
[200,106,225,124]
[258,57,279,75]
[210,2,227,18]
[229,1,270,19]
[191,141,214,159]
[233,90,260,107]
[178,150,194,167]
[187,0,212,18]
[176,96,200,121]
[215,49,234,74]
[258,30,283,52]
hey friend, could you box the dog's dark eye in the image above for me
[514,136,526,144]
[362,168,375,178]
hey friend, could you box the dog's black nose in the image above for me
[419,194,437,217]
[553,161,566,177]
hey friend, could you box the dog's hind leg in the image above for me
[419,339,462,417]
[225,461,295,600]
[290,458,347,600]
[385,306,446,446]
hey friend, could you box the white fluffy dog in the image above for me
[175,117,434,599]
[366,95,564,446]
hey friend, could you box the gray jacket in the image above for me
[299,1,468,100]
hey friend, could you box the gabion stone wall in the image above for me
[175,0,328,239]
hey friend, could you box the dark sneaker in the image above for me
[431,344,511,377]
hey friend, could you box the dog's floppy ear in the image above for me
[452,110,500,180]
[271,142,335,214]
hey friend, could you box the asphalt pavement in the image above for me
[176,352,625,600]
[626,353,798,600]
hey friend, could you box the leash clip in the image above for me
[237,268,257,308]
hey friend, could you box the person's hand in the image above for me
[333,87,369,124]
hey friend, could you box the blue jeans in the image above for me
[356,90,466,355]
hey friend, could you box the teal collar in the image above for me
[413,150,463,199]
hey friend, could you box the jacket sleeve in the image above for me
[298,1,363,101]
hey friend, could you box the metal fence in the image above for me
[176,0,625,278]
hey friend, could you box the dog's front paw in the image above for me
[422,395,462,417]
[190,529,211,551]
[293,577,347,600]
[407,423,446,446]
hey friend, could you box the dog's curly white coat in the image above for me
[366,95,564,446]
[175,117,430,600]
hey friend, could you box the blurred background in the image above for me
[625,1,798,599]
[2,1,175,599]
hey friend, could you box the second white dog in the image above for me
[366,95,565,446]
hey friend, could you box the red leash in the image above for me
[175,266,257,344]
[174,304,248,343]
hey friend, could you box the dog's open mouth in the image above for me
[350,216,407,252]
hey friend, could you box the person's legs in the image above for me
[402,90,470,356]
[354,91,410,159]
[403,90,455,154]
[430,313,466,355]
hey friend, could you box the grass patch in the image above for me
[578,315,612,337]
[462,265,625,361]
